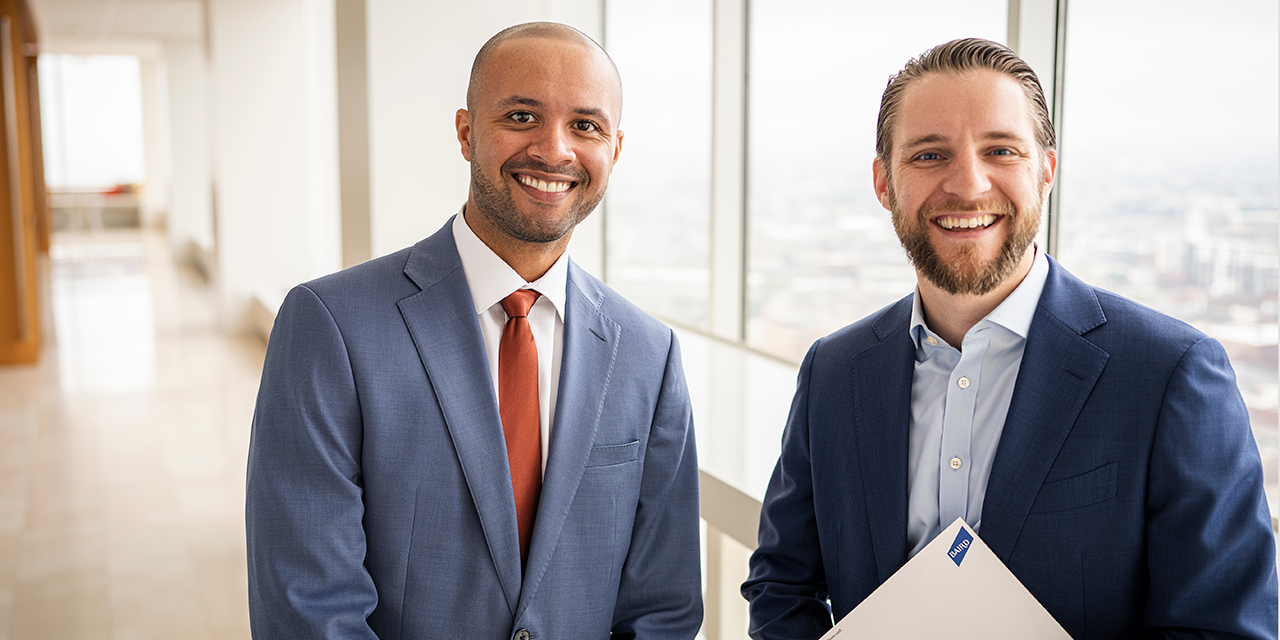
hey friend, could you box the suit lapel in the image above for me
[979,258,1109,562]
[515,262,620,619]
[852,298,915,582]
[397,221,523,615]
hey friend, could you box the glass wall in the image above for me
[604,0,714,331]
[602,0,1278,514]
[1056,0,1279,506]
[745,0,1007,361]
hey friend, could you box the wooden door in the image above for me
[0,0,42,364]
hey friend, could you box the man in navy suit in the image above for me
[742,38,1276,639]
[246,22,701,639]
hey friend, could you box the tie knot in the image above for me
[501,289,541,319]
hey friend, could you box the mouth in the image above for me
[934,213,1000,231]
[515,172,576,196]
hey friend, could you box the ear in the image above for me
[1042,148,1057,191]
[873,157,892,211]
[612,129,624,166]
[456,109,473,161]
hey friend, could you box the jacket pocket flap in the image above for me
[585,440,640,467]
[1029,462,1117,514]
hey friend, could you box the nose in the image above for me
[527,125,574,166]
[941,150,992,201]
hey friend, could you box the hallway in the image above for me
[0,229,259,638]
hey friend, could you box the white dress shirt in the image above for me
[905,247,1049,558]
[452,209,567,476]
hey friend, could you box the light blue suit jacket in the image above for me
[246,218,702,639]
[744,257,1277,639]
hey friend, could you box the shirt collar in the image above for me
[452,207,568,320]
[984,245,1048,340]
[909,245,1049,349]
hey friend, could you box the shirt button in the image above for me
[957,376,970,389]
[515,630,531,640]
[926,336,938,346]
[950,457,963,470]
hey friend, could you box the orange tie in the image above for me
[499,289,542,566]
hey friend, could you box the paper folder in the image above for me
[820,518,1071,639]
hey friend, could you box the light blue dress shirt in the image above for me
[905,248,1049,558]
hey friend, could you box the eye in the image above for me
[991,148,1013,156]
[573,120,600,133]
[915,151,942,161]
[509,111,536,124]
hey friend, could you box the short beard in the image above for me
[889,175,1043,296]
[469,158,600,244]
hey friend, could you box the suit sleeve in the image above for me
[742,341,834,640]
[610,331,704,639]
[1144,337,1278,639]
[245,285,379,639]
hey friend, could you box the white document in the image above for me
[820,518,1070,639]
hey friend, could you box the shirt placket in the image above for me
[939,335,990,529]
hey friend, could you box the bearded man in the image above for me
[742,38,1276,639]
[246,22,701,639]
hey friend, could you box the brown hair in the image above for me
[876,38,1054,163]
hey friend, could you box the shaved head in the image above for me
[467,22,622,115]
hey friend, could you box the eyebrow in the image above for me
[901,130,1029,150]
[497,96,544,110]
[495,95,613,124]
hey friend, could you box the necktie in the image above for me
[499,289,542,566]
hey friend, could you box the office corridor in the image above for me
[0,229,259,639]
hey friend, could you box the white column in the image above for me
[163,39,214,268]
[336,0,371,269]
[709,0,747,341]
[138,55,170,229]
[208,0,341,333]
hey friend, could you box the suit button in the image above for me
[515,630,530,640]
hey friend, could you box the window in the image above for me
[1056,0,1279,508]
[745,0,1008,361]
[39,54,146,189]
[604,0,714,330]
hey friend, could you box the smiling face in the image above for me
[456,34,623,258]
[874,69,1055,296]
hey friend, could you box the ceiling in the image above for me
[29,0,203,48]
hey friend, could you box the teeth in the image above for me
[937,214,997,230]
[518,174,571,193]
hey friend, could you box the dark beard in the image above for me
[469,158,599,244]
[889,181,1041,296]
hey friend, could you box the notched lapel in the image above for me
[397,231,524,615]
[855,301,915,582]
[516,265,621,619]
[980,261,1109,562]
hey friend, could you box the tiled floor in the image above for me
[0,229,261,639]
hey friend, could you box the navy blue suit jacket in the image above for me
[743,257,1277,639]
[246,219,702,639]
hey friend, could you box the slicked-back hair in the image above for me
[875,38,1055,164]
[466,21,622,113]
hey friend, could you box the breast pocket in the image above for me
[585,440,640,468]
[1028,462,1117,514]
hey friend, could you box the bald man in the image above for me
[247,22,702,639]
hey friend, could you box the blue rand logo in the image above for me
[948,527,973,567]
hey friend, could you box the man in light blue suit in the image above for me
[246,22,701,639]
[743,39,1276,638]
